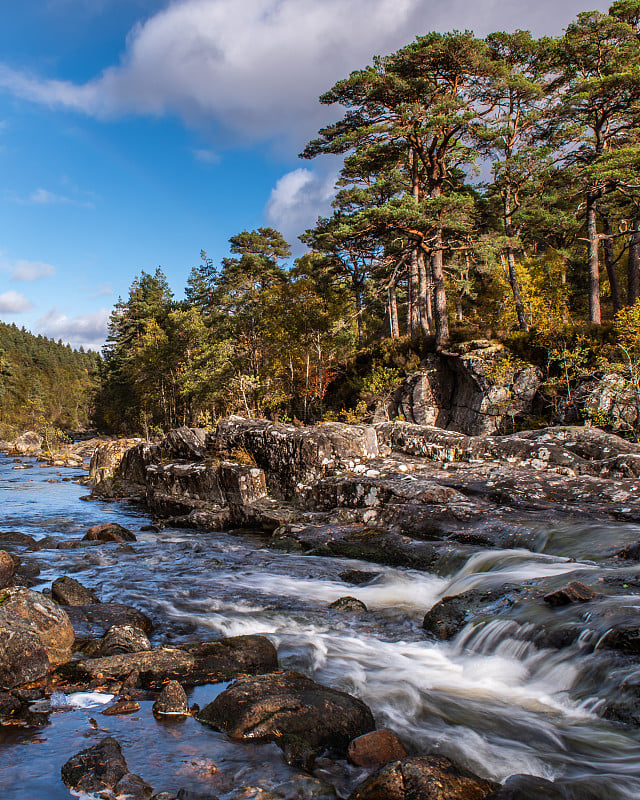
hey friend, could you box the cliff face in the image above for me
[90,420,640,545]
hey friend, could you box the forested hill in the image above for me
[0,321,101,436]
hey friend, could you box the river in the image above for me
[2,453,640,799]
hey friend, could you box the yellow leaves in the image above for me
[614,299,640,354]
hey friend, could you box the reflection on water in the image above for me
[2,455,640,798]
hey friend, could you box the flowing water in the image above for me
[2,454,640,798]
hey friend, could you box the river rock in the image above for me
[329,596,368,613]
[100,624,152,656]
[83,522,137,542]
[89,438,141,487]
[542,581,596,607]
[0,550,16,588]
[102,698,141,716]
[51,575,100,605]
[197,671,375,755]
[0,587,74,676]
[61,634,277,688]
[0,691,21,717]
[347,755,498,800]
[423,586,524,640]
[347,729,409,767]
[63,602,153,639]
[153,680,189,715]
[114,772,154,799]
[61,736,128,793]
[0,532,39,550]
[0,628,50,688]
[339,570,380,585]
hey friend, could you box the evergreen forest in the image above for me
[0,321,100,437]
[20,4,640,434]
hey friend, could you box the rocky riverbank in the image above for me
[4,420,640,798]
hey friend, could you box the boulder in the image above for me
[114,773,153,799]
[0,587,74,680]
[12,431,43,454]
[63,602,153,640]
[348,729,409,768]
[423,586,524,640]
[0,550,16,588]
[153,680,189,715]
[83,523,137,542]
[347,755,498,800]
[51,576,100,606]
[61,736,128,793]
[89,438,141,487]
[197,671,375,755]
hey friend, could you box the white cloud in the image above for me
[36,308,110,350]
[29,188,72,205]
[0,290,33,313]
[11,260,56,281]
[265,166,339,251]
[0,0,609,148]
[192,148,220,164]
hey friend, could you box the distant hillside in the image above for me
[0,321,101,436]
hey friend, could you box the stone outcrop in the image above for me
[388,341,543,435]
[11,431,43,454]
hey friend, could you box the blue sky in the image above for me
[0,0,610,350]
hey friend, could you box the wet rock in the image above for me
[0,550,16,588]
[0,691,21,717]
[491,773,568,799]
[0,628,49,688]
[597,624,640,655]
[176,790,219,800]
[153,680,189,715]
[347,729,409,768]
[543,581,596,607]
[100,625,152,656]
[0,531,39,550]
[329,596,368,613]
[347,755,498,800]
[51,575,100,605]
[63,602,153,640]
[197,671,375,755]
[102,698,141,716]
[61,736,128,793]
[0,587,74,674]
[83,522,137,542]
[115,772,153,799]
[339,570,380,585]
[60,635,277,689]
[615,541,640,561]
[423,586,523,640]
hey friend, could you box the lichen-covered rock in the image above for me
[348,755,498,800]
[0,628,50,688]
[153,680,189,715]
[89,438,141,486]
[329,596,368,613]
[197,671,375,755]
[51,575,100,605]
[0,587,74,675]
[61,736,128,793]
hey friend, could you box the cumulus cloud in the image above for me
[0,0,609,147]
[36,308,110,350]
[192,148,220,164]
[0,290,33,313]
[11,260,56,281]
[265,166,339,251]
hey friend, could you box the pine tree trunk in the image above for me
[586,193,601,324]
[602,216,622,313]
[355,288,364,348]
[503,191,528,331]
[408,249,421,337]
[417,249,431,336]
[431,235,450,349]
[628,215,640,306]
[388,281,400,338]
